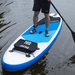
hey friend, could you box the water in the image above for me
[0,0,75,75]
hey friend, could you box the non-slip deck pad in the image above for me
[22,22,60,43]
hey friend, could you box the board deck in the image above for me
[1,13,62,71]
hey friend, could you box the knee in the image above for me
[34,12,39,17]
[44,14,50,19]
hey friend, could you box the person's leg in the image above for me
[30,0,40,34]
[30,11,39,34]
[33,11,39,28]
[44,13,50,31]
[41,0,51,36]
[44,13,50,37]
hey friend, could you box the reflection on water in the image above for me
[69,55,75,64]
[26,53,49,75]
[0,0,17,50]
[0,12,4,19]
[2,53,75,75]
[6,2,13,6]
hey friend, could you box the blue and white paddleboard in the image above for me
[1,13,62,71]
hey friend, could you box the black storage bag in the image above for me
[14,39,37,53]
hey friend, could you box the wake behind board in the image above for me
[1,13,62,71]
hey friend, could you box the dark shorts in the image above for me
[33,0,51,13]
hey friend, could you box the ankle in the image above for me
[46,29,48,31]
[33,25,36,29]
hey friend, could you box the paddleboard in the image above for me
[1,13,62,71]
